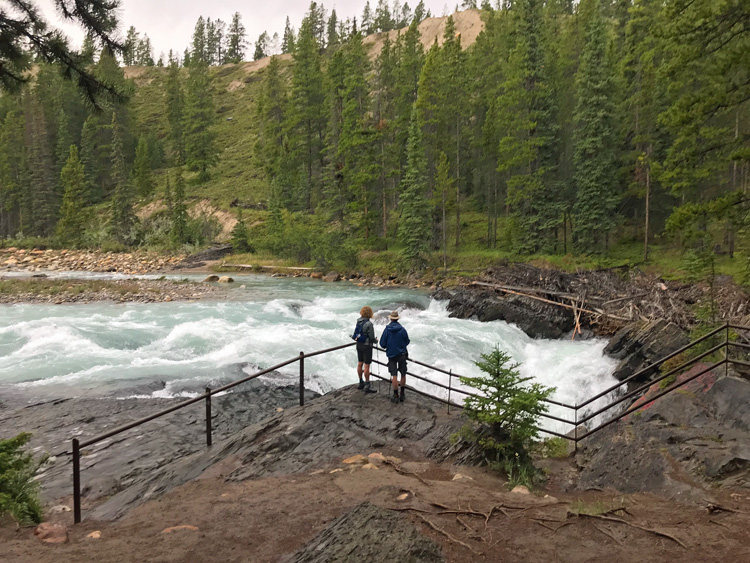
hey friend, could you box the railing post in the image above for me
[299,352,305,406]
[725,323,730,377]
[574,404,578,455]
[447,369,452,414]
[72,438,81,524]
[205,387,212,447]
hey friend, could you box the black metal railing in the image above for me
[69,322,749,523]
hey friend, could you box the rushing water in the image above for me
[0,272,619,432]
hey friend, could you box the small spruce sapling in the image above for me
[460,347,555,474]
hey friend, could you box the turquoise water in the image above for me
[0,273,618,430]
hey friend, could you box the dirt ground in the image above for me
[2,453,749,563]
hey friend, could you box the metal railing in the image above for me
[69,322,750,523]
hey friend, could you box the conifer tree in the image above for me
[254,32,269,60]
[109,113,136,244]
[230,208,250,252]
[361,1,374,34]
[166,55,185,164]
[26,95,58,237]
[572,0,619,253]
[290,13,326,210]
[256,56,289,200]
[374,0,394,32]
[124,26,139,66]
[191,17,207,65]
[0,109,24,238]
[326,10,339,50]
[282,17,296,53]
[394,19,425,176]
[171,168,188,245]
[133,134,154,198]
[56,145,87,245]
[226,13,248,63]
[164,173,173,213]
[399,107,431,269]
[54,109,73,175]
[183,59,218,181]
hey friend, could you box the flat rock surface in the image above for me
[288,502,443,563]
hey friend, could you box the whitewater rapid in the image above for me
[0,273,619,432]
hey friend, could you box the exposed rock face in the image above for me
[604,320,690,382]
[436,288,574,339]
[288,502,443,563]
[576,370,750,502]
[87,386,465,521]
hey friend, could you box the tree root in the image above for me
[569,511,687,549]
[593,523,624,546]
[383,459,430,486]
[415,513,482,556]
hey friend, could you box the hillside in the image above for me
[126,10,485,237]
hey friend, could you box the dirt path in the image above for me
[2,455,749,562]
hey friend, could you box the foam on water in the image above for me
[0,274,618,431]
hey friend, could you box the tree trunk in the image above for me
[455,119,460,250]
[644,163,650,262]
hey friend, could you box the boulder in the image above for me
[203,275,220,282]
[324,271,341,282]
[217,276,234,283]
[290,502,443,562]
[34,522,68,544]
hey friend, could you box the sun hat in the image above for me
[388,311,400,320]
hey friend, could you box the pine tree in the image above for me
[230,208,250,252]
[362,1,374,34]
[226,13,248,63]
[56,145,87,245]
[183,60,218,181]
[374,0,394,32]
[435,150,454,267]
[109,113,136,244]
[191,17,207,65]
[26,93,58,237]
[166,55,185,164]
[254,32,269,60]
[124,26,139,66]
[572,0,619,253]
[0,108,24,238]
[282,17,296,53]
[54,108,73,175]
[171,168,188,245]
[164,173,173,213]
[255,56,289,199]
[399,107,431,269]
[80,34,96,65]
[326,10,339,51]
[289,13,326,210]
[394,19,425,177]
[133,134,154,198]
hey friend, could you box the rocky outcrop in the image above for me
[604,320,690,382]
[288,502,443,563]
[324,271,341,282]
[0,248,183,274]
[435,288,574,339]
[87,385,465,521]
[576,369,750,502]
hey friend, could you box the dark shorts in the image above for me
[356,343,373,365]
[387,353,407,377]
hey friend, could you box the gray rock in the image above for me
[288,502,443,563]
[217,276,234,283]
[443,288,574,339]
[88,386,466,521]
[576,374,750,501]
[606,320,689,382]
[324,271,341,282]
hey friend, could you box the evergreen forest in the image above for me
[0,0,748,280]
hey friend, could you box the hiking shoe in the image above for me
[399,388,405,402]
[364,383,376,394]
[357,380,365,390]
[391,392,400,403]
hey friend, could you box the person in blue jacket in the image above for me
[379,310,410,403]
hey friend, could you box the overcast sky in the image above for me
[38,0,456,61]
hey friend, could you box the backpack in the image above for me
[352,319,369,343]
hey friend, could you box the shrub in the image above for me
[459,347,555,483]
[0,433,44,526]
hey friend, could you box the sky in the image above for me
[37,0,457,61]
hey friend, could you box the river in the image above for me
[0,272,618,432]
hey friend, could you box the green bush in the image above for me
[0,433,44,526]
[459,347,555,484]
